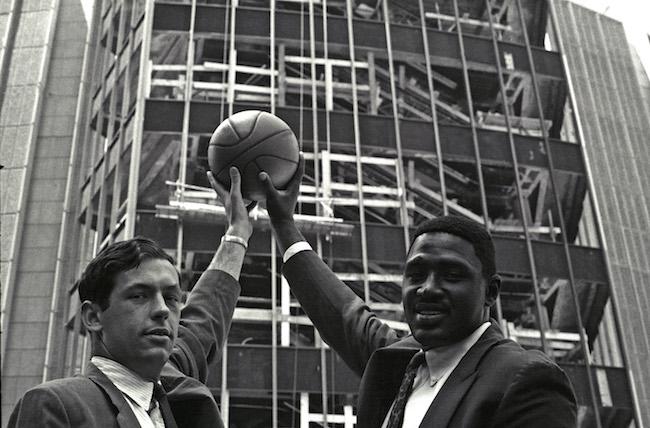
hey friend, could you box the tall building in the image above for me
[2,0,649,427]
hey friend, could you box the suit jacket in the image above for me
[8,270,240,428]
[283,250,577,428]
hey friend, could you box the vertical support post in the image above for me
[271,236,279,428]
[367,52,377,114]
[451,0,490,226]
[417,0,448,215]
[307,0,320,217]
[300,393,309,428]
[278,43,286,106]
[125,0,155,239]
[344,0,371,306]
[325,61,333,111]
[281,276,291,346]
[344,404,355,428]
[381,0,414,249]
[321,150,332,217]
[322,0,333,153]
[269,1,279,425]
[176,0,197,271]
[220,346,229,427]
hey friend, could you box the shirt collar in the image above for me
[422,321,490,386]
[91,356,155,410]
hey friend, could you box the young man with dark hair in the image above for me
[258,155,577,428]
[9,168,252,428]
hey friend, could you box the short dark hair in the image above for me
[409,216,497,280]
[78,237,175,309]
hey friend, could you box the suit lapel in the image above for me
[85,362,142,428]
[420,321,505,428]
[356,337,421,428]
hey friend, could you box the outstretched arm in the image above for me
[171,167,253,380]
[206,166,254,278]
[259,155,399,375]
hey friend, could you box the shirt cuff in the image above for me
[282,241,313,263]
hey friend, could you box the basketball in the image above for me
[207,110,300,201]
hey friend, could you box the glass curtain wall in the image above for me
[62,0,636,426]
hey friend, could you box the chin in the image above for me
[142,348,173,367]
[412,328,446,348]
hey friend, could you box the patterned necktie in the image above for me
[386,352,426,428]
[151,383,179,428]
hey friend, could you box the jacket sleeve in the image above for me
[489,356,577,428]
[8,386,71,428]
[283,250,400,377]
[169,269,241,383]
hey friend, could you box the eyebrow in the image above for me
[122,282,180,292]
[405,254,471,270]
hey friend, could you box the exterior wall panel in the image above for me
[552,1,650,424]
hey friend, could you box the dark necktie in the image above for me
[151,383,179,428]
[386,352,426,428]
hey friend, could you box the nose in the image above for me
[150,292,170,319]
[416,272,443,297]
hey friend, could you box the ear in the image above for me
[81,300,104,334]
[484,274,501,308]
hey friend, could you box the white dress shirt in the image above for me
[382,322,491,428]
[92,356,165,428]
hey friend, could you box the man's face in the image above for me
[95,258,182,380]
[402,232,495,349]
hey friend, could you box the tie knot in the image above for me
[153,383,167,401]
[407,352,425,371]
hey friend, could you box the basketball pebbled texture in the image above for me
[208,110,300,201]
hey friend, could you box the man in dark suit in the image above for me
[259,155,577,428]
[8,167,253,428]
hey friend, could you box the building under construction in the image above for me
[2,0,650,427]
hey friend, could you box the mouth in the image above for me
[144,328,172,338]
[414,303,448,321]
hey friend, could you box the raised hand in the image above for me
[207,167,253,241]
[259,153,305,228]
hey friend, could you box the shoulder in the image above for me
[8,376,112,427]
[24,375,97,396]
[465,326,572,394]
[484,343,577,426]
[20,375,109,408]
[483,339,576,401]
[482,336,566,376]
[471,340,577,426]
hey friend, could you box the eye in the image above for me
[442,270,463,282]
[405,269,427,282]
[165,294,180,302]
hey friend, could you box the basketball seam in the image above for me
[226,132,298,170]
[212,130,298,177]
[230,121,242,141]
[248,112,293,144]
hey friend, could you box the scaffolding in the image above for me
[55,0,638,426]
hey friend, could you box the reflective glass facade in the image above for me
[2,0,647,426]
